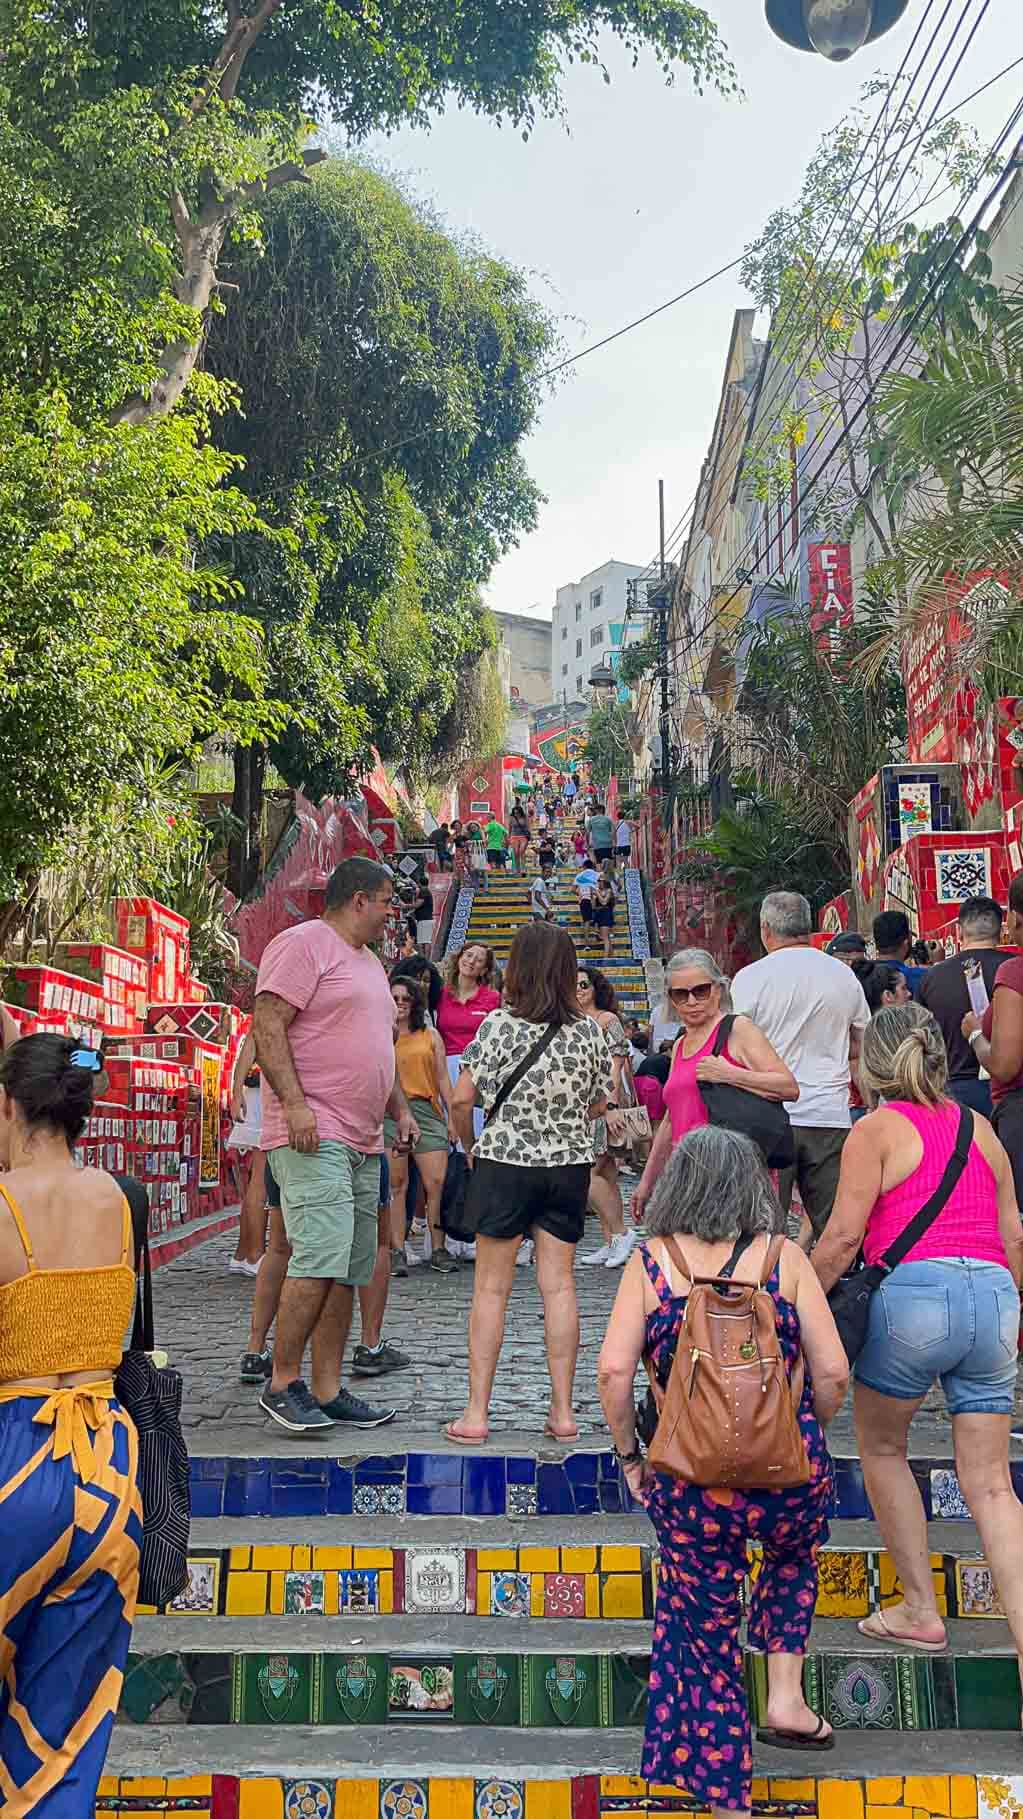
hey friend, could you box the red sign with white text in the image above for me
[807,542,853,655]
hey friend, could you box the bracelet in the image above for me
[968,1028,984,1048]
[615,1445,643,1466]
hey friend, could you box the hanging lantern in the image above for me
[765,0,911,60]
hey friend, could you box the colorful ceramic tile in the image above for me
[820,1654,900,1730]
[542,1573,586,1618]
[237,1654,313,1725]
[522,1653,599,1729]
[403,1548,466,1616]
[898,782,934,840]
[121,1653,194,1724]
[475,1783,524,1819]
[455,1654,520,1726]
[815,1550,870,1618]
[936,846,993,904]
[610,1653,650,1727]
[338,1570,379,1615]
[956,1558,1006,1618]
[284,1571,325,1616]
[954,1657,1022,1729]
[388,1659,455,1720]
[178,1653,232,1725]
[284,1782,333,1819]
[492,1572,530,1617]
[381,1782,429,1819]
[507,1483,538,1517]
[978,1773,1023,1819]
[321,1654,389,1726]
[168,1555,222,1615]
[930,1469,970,1519]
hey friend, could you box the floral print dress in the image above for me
[639,1242,834,1811]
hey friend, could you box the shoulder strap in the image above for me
[639,1242,674,1304]
[719,1232,755,1280]
[711,1013,737,1058]
[0,1182,36,1270]
[118,1196,133,1266]
[660,1232,696,1286]
[758,1232,787,1287]
[484,1023,562,1128]
[880,1104,974,1274]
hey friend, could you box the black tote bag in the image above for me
[697,1015,795,1169]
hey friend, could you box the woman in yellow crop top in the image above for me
[0,1033,141,1814]
[384,976,453,1273]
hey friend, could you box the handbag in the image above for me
[456,1024,562,1235]
[697,1014,795,1169]
[636,1232,754,1447]
[113,1176,191,1608]
[607,1104,653,1152]
[827,1104,974,1364]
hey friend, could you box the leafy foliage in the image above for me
[677,779,846,932]
[584,701,635,788]
[617,630,660,688]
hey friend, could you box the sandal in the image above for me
[756,1715,834,1752]
[544,1420,579,1442]
[443,1419,489,1446]
[857,1610,946,1651]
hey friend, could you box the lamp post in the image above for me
[765,0,910,60]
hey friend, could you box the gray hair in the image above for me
[663,947,733,1014]
[760,891,812,939]
[647,1125,784,1241]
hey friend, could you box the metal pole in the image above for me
[659,477,666,578]
[657,478,670,790]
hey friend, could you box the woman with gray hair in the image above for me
[813,1004,1023,1656]
[631,949,798,1225]
[599,1126,849,1807]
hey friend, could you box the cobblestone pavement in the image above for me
[157,1187,994,1454]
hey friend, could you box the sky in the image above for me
[364,0,1022,621]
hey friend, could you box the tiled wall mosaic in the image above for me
[186,1451,1005,1522]
[622,869,651,962]
[91,1770,1017,1819]
[142,1538,1006,1625]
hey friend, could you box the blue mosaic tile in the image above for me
[910,1461,933,1517]
[598,1451,620,1480]
[406,1483,464,1515]
[537,1463,574,1515]
[269,1464,329,1517]
[189,1477,224,1518]
[464,1456,506,1516]
[223,1464,270,1517]
[506,1456,537,1485]
[355,1454,407,1482]
[564,1453,598,1486]
[598,1482,624,1513]
[570,1481,599,1515]
[833,1459,873,1520]
[408,1453,463,1487]
[327,1462,354,1515]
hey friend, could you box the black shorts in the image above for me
[264,1152,281,1209]
[467,1157,591,1245]
[487,849,507,868]
[579,900,594,922]
[594,846,613,863]
[594,905,614,928]
[616,845,631,861]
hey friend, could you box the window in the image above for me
[574,602,582,622]
[561,626,567,640]
[590,626,604,648]
[590,588,603,613]
[576,674,583,693]
[561,662,568,677]
[575,637,582,658]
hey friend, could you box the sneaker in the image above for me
[605,1229,638,1269]
[516,1238,534,1267]
[239,1348,272,1384]
[318,1387,397,1428]
[579,1243,611,1265]
[430,1247,459,1274]
[352,1341,412,1377]
[259,1379,335,1432]
[391,1247,409,1278]
[229,1256,261,1277]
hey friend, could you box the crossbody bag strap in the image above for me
[711,1013,737,1058]
[484,1022,561,1129]
[879,1104,974,1275]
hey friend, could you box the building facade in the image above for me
[552,559,645,702]
[491,610,553,714]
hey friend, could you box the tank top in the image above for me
[0,1181,136,1380]
[863,1099,1007,1269]
[663,1020,747,1142]
[394,1028,441,1111]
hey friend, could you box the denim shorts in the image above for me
[855,1257,1020,1415]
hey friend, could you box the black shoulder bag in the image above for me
[827,1104,974,1365]
[697,1014,795,1170]
[443,1024,561,1242]
[636,1232,755,1446]
[112,1174,191,1608]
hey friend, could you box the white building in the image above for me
[552,559,646,701]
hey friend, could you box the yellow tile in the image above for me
[334,1785,377,1819]
[378,1569,394,1614]
[530,1573,546,1617]
[601,1545,642,1571]
[167,1780,212,1797]
[292,1545,312,1570]
[519,1547,559,1572]
[525,1783,570,1819]
[120,1784,167,1797]
[562,1547,598,1573]
[98,1782,118,1800]
[428,1780,474,1819]
[250,1546,293,1570]
[354,1547,392,1568]
[239,1779,285,1819]
[752,1782,770,1802]
[601,1781,646,1797]
[816,1550,869,1618]
[96,1809,118,1819]
[477,1548,517,1569]
[269,1572,285,1615]
[225,1571,268,1616]
[229,1545,251,1569]
[951,1779,977,1819]
[477,1571,492,1616]
[869,1806,899,1819]
[904,1779,950,1816]
[770,1783,816,1800]
[819,1781,865,1819]
[868,1783,904,1806]
[601,1574,644,1619]
[313,1546,352,1569]
[323,1572,339,1616]
[135,1603,159,1616]
[584,1574,600,1618]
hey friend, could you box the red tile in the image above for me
[212,1778,238,1819]
[571,1777,599,1819]
[544,1572,586,1618]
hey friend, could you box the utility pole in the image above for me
[657,477,671,798]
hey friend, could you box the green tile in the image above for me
[239,1653,313,1725]
[454,1653,521,1726]
[745,1651,769,1726]
[930,1656,958,1729]
[820,1653,900,1730]
[120,1653,192,1724]
[521,1653,599,1729]
[320,1653,389,1725]
[896,1655,931,1731]
[953,1656,1022,1729]
[181,1654,232,1725]
[610,1653,649,1727]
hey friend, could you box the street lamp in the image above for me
[765,0,910,60]
[588,662,617,693]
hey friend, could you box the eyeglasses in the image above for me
[669,982,715,1003]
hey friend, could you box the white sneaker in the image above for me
[605,1230,637,1268]
[579,1243,611,1265]
[229,1257,261,1277]
[516,1239,534,1267]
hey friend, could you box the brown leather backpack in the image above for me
[643,1233,810,1490]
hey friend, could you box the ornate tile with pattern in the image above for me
[403,1548,466,1615]
[936,846,993,904]
[820,1654,900,1730]
[475,1782,523,1819]
[380,1782,429,1819]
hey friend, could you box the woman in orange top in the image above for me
[0,1033,141,1812]
[386,978,454,1274]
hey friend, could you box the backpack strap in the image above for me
[758,1232,787,1289]
[639,1242,675,1305]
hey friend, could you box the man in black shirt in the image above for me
[917,895,1005,1116]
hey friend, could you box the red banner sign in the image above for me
[807,542,853,656]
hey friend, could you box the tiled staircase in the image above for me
[101,830,1023,1817]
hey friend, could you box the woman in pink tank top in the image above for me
[814,1004,1023,1658]
[631,948,798,1224]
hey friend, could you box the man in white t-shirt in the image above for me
[731,890,869,1245]
[530,865,556,922]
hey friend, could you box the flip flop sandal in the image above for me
[857,1611,946,1652]
[756,1716,835,1752]
[443,1420,489,1446]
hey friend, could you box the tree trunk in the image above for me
[228,743,266,899]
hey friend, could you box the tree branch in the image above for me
[189,0,285,115]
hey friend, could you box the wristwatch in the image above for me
[615,1445,643,1466]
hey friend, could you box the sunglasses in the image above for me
[577,978,594,990]
[669,982,715,1003]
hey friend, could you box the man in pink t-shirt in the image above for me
[253,856,418,1433]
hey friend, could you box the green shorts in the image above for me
[270,1141,380,1285]
[384,1097,450,1155]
